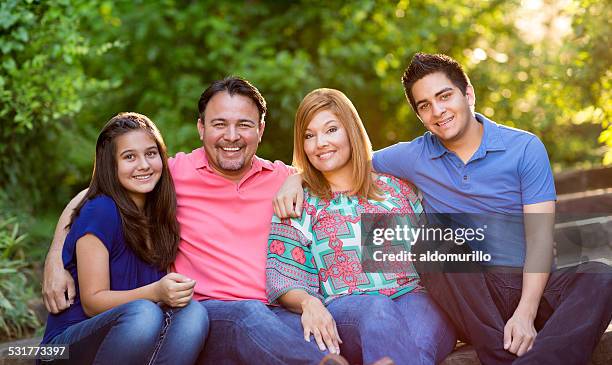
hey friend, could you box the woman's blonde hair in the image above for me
[293,88,381,200]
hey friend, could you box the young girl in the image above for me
[41,113,208,365]
[266,89,456,364]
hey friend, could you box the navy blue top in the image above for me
[42,195,165,344]
[373,113,556,266]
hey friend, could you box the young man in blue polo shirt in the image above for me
[373,52,612,365]
[277,53,611,364]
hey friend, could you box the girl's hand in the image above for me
[300,296,342,355]
[154,273,196,307]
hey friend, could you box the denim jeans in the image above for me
[415,239,612,365]
[45,299,208,365]
[273,293,456,365]
[197,299,327,365]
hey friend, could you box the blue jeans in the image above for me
[46,299,208,365]
[275,293,456,365]
[420,263,612,365]
[197,300,327,365]
[414,236,612,365]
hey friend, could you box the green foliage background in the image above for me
[0,0,610,339]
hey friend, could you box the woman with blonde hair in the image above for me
[266,89,456,364]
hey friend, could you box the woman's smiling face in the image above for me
[303,109,351,175]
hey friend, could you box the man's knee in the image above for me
[567,262,612,295]
[228,300,275,327]
[577,261,612,274]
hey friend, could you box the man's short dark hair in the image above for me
[401,53,470,112]
[198,76,267,123]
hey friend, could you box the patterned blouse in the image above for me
[266,174,425,305]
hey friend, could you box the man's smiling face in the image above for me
[197,91,264,181]
[412,71,476,144]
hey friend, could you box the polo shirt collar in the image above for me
[427,112,506,159]
[194,147,274,174]
[428,135,448,159]
[477,113,506,153]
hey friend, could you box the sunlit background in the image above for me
[0,0,610,340]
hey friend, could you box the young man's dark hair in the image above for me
[198,76,267,123]
[401,53,471,112]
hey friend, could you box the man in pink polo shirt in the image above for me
[42,77,346,364]
[170,78,291,303]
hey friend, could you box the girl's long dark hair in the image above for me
[68,112,180,270]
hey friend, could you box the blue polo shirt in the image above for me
[373,113,556,266]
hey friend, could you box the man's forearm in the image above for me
[518,201,555,317]
[516,272,548,318]
[46,190,88,257]
[47,208,72,255]
[42,189,88,313]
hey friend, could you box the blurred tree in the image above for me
[1,0,610,221]
[0,0,113,212]
[1,0,609,340]
[72,0,610,172]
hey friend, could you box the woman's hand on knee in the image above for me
[154,273,196,307]
[300,296,342,355]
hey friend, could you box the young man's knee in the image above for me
[577,261,612,274]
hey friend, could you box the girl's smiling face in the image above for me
[115,130,162,209]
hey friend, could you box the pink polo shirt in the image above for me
[169,147,291,302]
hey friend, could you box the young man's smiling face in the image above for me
[197,91,265,181]
[411,71,476,144]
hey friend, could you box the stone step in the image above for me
[556,191,612,214]
[555,166,612,195]
[0,337,41,365]
[1,327,609,364]
[554,214,612,268]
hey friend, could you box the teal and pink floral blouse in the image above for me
[266,174,424,305]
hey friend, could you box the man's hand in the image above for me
[503,308,537,357]
[42,189,87,314]
[502,201,554,356]
[273,174,304,218]
[42,253,76,314]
